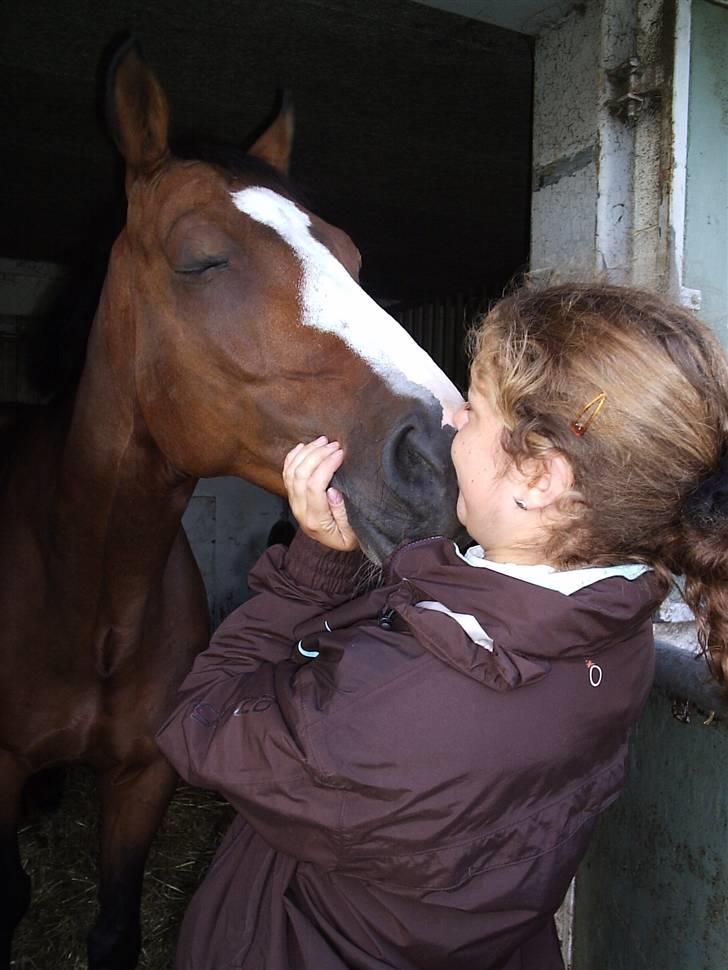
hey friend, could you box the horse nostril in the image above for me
[385,413,453,492]
[355,408,460,550]
[398,431,433,485]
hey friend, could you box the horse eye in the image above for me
[175,258,229,277]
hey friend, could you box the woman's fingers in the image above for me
[300,445,343,498]
[326,487,358,549]
[288,443,343,525]
[282,438,359,551]
[284,439,339,506]
[283,436,328,476]
[283,436,325,469]
[282,441,305,473]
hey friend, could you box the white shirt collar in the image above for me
[456,544,651,596]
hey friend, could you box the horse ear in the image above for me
[107,37,170,180]
[247,93,294,175]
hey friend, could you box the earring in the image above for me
[514,498,527,511]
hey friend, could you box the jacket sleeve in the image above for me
[172,529,366,688]
[155,530,366,866]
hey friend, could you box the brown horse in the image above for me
[0,40,462,970]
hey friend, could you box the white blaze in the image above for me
[231,186,463,426]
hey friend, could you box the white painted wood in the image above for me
[668,0,696,307]
[682,0,728,338]
[595,1,637,280]
[555,879,576,967]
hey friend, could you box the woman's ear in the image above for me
[516,452,574,511]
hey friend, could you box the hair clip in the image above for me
[570,391,607,436]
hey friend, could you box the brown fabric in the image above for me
[156,531,659,969]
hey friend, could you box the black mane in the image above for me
[173,137,305,203]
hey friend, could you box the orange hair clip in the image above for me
[570,391,607,436]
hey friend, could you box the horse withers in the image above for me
[0,40,463,970]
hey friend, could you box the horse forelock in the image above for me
[230,186,462,427]
[173,140,301,201]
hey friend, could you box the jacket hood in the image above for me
[379,537,661,692]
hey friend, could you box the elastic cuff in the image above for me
[284,531,367,595]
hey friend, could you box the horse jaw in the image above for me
[230,187,464,428]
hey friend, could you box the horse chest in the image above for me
[0,683,99,767]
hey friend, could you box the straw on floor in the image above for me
[14,766,234,969]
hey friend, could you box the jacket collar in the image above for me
[381,537,660,691]
[457,544,651,595]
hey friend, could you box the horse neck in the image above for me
[54,292,196,622]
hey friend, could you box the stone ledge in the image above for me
[653,622,727,718]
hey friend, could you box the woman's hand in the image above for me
[283,437,360,552]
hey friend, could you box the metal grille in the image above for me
[394,291,490,393]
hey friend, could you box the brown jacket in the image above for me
[156,531,659,970]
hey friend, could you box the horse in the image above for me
[0,39,463,970]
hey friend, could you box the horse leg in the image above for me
[87,756,177,970]
[0,753,31,970]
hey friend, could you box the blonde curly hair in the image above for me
[469,283,728,682]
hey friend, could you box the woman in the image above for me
[157,283,728,969]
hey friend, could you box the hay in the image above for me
[14,767,234,969]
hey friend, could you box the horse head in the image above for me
[105,40,464,563]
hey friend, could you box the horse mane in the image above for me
[173,136,306,204]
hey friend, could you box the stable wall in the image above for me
[530,2,728,966]
[531,0,668,289]
[573,673,728,968]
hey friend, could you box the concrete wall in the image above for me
[572,667,728,968]
[531,2,601,277]
[531,6,728,966]
[528,3,728,965]
[531,0,670,290]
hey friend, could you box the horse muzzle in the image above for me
[339,407,462,564]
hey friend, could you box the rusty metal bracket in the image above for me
[606,56,664,121]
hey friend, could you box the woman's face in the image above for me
[450,384,525,557]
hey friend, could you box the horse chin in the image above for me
[343,499,458,567]
[347,508,465,567]
[337,473,462,565]
[333,496,384,565]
